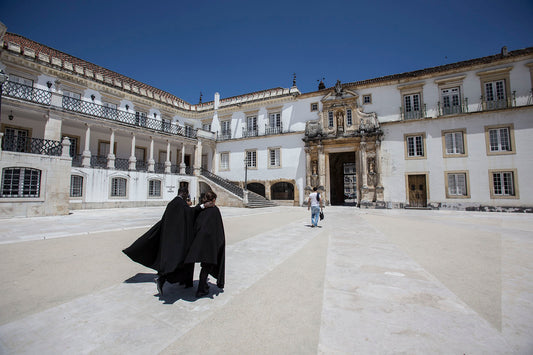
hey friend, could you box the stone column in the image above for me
[360,141,368,188]
[148,137,155,172]
[165,141,171,173]
[128,134,137,170]
[194,139,202,176]
[82,124,91,167]
[61,137,71,159]
[318,144,326,189]
[305,146,311,188]
[375,139,385,202]
[107,129,115,169]
[43,113,62,141]
[180,143,186,174]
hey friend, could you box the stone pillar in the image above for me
[318,144,326,189]
[43,113,62,141]
[128,134,136,170]
[107,129,115,169]
[61,137,71,159]
[360,141,368,188]
[148,137,155,172]
[0,132,3,153]
[194,139,202,176]
[305,147,311,188]
[165,141,171,173]
[180,143,186,174]
[375,139,384,202]
[82,124,91,167]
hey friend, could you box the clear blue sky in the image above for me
[1,0,532,104]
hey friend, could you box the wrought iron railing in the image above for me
[242,128,259,138]
[480,93,515,111]
[61,96,197,138]
[2,135,62,156]
[154,162,166,173]
[185,166,194,175]
[218,132,232,141]
[90,155,107,168]
[136,160,147,171]
[400,104,427,120]
[200,167,244,198]
[438,98,468,116]
[265,123,283,135]
[115,158,130,171]
[3,81,52,105]
[72,154,83,167]
[171,164,180,174]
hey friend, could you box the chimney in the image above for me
[501,46,509,56]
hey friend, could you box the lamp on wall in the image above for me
[8,110,13,120]
[46,81,53,89]
[91,94,95,101]
[125,104,129,110]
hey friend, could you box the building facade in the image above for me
[1,23,532,217]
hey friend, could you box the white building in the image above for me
[1,23,532,217]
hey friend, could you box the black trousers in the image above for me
[198,263,215,292]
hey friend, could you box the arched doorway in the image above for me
[247,182,265,197]
[199,181,212,195]
[271,182,294,200]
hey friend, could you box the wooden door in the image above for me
[408,175,427,208]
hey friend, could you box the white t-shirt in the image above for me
[309,192,320,207]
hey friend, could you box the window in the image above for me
[185,125,194,138]
[405,134,425,159]
[246,116,258,136]
[363,94,372,104]
[70,175,83,197]
[220,152,229,170]
[148,180,161,197]
[490,170,518,198]
[221,120,231,139]
[477,67,511,111]
[346,109,353,126]
[484,80,507,109]
[446,172,469,198]
[1,167,41,198]
[135,111,147,127]
[3,127,29,152]
[111,177,127,197]
[7,74,33,100]
[246,150,257,168]
[267,112,282,134]
[328,111,334,127]
[442,130,466,157]
[440,87,462,115]
[310,103,318,111]
[161,119,171,133]
[485,124,515,155]
[268,148,280,168]
[403,93,422,119]
[202,123,211,132]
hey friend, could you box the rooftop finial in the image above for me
[318,77,325,90]
[292,73,297,87]
[199,91,203,104]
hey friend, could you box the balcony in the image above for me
[438,98,468,116]
[265,123,283,136]
[481,94,515,111]
[2,81,52,105]
[242,128,259,138]
[1,135,62,156]
[400,104,427,120]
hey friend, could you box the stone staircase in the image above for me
[199,168,277,208]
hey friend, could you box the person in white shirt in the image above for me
[307,187,323,227]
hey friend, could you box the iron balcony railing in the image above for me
[2,135,62,156]
[154,162,166,173]
[437,98,469,116]
[265,123,283,135]
[72,154,83,167]
[218,132,232,141]
[90,155,107,168]
[242,128,259,138]
[61,96,197,138]
[400,104,427,120]
[480,92,516,111]
[115,158,130,171]
[200,167,244,198]
[2,81,52,105]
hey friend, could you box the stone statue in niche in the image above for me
[336,111,344,131]
[367,157,376,186]
[311,160,319,187]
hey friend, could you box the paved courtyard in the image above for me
[0,206,532,354]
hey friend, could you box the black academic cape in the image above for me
[184,205,226,287]
[122,196,201,283]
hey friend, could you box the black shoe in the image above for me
[196,290,209,298]
[155,276,165,296]
[217,283,224,290]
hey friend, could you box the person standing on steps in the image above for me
[122,186,213,296]
[307,187,323,228]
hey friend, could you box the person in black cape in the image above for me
[122,186,212,296]
[184,191,226,298]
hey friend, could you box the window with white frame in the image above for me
[220,152,229,170]
[488,126,512,152]
[1,167,41,198]
[328,111,334,127]
[403,93,422,119]
[484,79,507,109]
[221,120,231,139]
[185,124,194,138]
[246,115,257,135]
[148,180,161,197]
[4,127,29,153]
[267,112,282,134]
[444,131,465,155]
[406,134,425,158]
[246,150,257,168]
[446,172,468,197]
[441,87,462,115]
[491,170,516,197]
[70,175,83,197]
[346,109,353,126]
[202,123,211,132]
[268,148,281,167]
[111,177,127,197]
